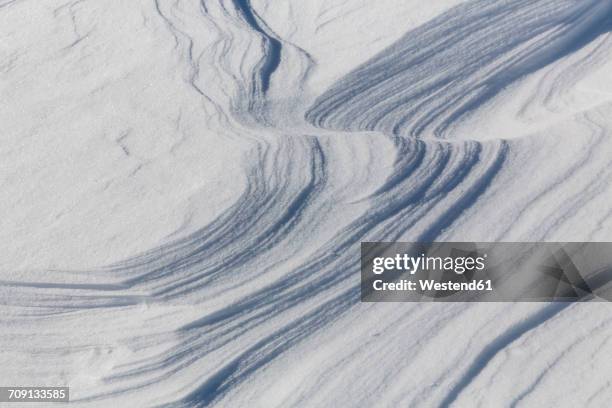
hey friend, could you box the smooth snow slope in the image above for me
[2,0,612,406]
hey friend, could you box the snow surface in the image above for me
[2,0,612,406]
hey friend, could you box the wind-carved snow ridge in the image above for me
[153,0,313,125]
[231,0,281,95]
[306,0,612,138]
[2,0,612,406]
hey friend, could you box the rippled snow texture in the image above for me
[2,0,612,406]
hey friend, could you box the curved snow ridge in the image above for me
[305,0,612,139]
[0,137,509,405]
[26,139,506,405]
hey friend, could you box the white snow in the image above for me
[1,0,612,406]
